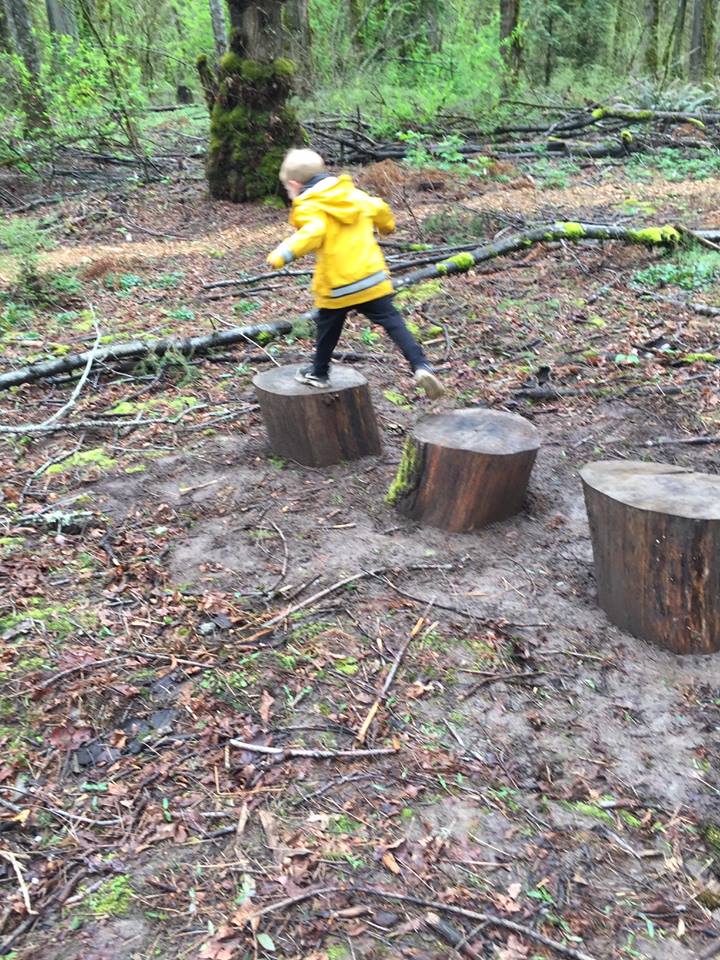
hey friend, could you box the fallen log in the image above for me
[0,321,292,392]
[393,222,720,290]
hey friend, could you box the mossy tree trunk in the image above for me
[199,0,304,202]
[4,0,50,131]
[644,0,660,76]
[499,0,522,78]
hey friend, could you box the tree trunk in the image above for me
[688,0,714,79]
[544,12,555,86]
[6,0,41,76]
[672,0,689,73]
[45,0,78,37]
[284,0,311,73]
[387,409,540,533]
[208,0,228,61]
[4,0,49,131]
[253,365,382,467]
[612,0,627,67]
[644,0,660,75]
[227,0,285,58]
[499,0,522,77]
[202,0,304,202]
[581,460,720,655]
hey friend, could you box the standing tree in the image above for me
[45,0,78,38]
[3,0,49,129]
[208,0,228,61]
[499,0,522,78]
[689,0,716,80]
[644,0,660,76]
[199,0,304,202]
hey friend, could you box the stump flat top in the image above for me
[414,408,540,454]
[580,460,720,520]
[253,364,367,395]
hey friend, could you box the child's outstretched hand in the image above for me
[267,248,286,269]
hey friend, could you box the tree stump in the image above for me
[581,460,720,655]
[253,365,381,467]
[387,408,540,532]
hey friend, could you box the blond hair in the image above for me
[279,148,326,186]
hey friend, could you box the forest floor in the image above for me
[1,129,720,960]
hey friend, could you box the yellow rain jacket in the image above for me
[267,174,395,309]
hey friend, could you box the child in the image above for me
[267,148,444,399]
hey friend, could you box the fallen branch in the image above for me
[393,222,720,291]
[242,884,600,960]
[0,321,291,392]
[229,740,396,760]
[644,435,720,446]
[355,604,433,744]
[424,912,484,959]
[243,563,453,643]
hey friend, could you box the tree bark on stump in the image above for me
[387,409,540,533]
[581,460,720,655]
[253,365,381,468]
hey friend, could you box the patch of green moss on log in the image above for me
[554,221,586,240]
[627,225,681,246]
[386,438,419,505]
[591,107,606,120]
[204,51,304,202]
[437,251,475,274]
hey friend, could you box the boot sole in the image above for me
[415,369,445,399]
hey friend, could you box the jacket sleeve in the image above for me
[268,209,328,265]
[369,197,395,235]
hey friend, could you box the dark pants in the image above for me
[313,294,427,376]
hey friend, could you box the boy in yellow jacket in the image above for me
[267,149,444,398]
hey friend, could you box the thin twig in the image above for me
[0,851,36,916]
[356,601,434,744]
[229,741,397,760]
[243,563,453,643]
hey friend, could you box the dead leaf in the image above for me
[494,893,522,914]
[382,850,402,874]
[259,689,274,727]
[49,724,93,749]
[497,934,530,959]
[507,881,522,899]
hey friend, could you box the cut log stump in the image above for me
[387,408,540,532]
[581,460,720,655]
[253,364,381,468]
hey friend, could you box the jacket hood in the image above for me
[294,174,367,224]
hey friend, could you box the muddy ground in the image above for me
[1,142,720,960]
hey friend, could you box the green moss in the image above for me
[46,447,115,474]
[386,438,419,505]
[395,279,443,305]
[219,51,245,76]
[621,129,633,144]
[84,875,133,917]
[206,54,303,202]
[568,801,614,824]
[273,57,295,77]
[437,251,475,274]
[555,221,586,240]
[627,225,681,245]
[591,107,606,120]
[680,352,718,363]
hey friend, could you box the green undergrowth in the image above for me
[633,248,720,290]
[628,146,720,182]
